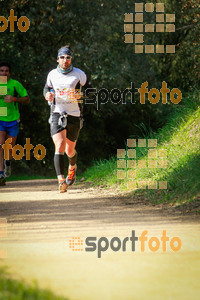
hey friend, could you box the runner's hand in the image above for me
[4,95,14,103]
[45,92,54,102]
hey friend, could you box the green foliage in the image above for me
[148,0,200,90]
[83,156,117,185]
[84,90,200,203]
[0,267,68,300]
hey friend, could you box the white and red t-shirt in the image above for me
[46,67,87,117]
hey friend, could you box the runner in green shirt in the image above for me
[0,62,30,185]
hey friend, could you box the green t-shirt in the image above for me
[0,78,28,122]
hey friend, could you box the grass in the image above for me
[82,156,117,186]
[83,90,200,204]
[0,267,69,300]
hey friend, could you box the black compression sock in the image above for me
[54,153,65,176]
[68,152,77,166]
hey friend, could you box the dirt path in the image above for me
[0,179,200,300]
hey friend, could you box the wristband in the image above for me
[14,97,17,102]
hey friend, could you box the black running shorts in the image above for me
[50,113,81,142]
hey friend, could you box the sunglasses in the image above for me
[59,55,72,60]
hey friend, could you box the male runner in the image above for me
[0,62,30,185]
[43,45,87,193]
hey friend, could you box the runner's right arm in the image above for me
[43,82,54,102]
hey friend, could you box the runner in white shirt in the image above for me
[43,45,87,193]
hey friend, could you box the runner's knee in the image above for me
[55,140,66,152]
[67,148,76,158]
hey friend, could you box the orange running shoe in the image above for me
[58,179,68,193]
[66,165,77,186]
